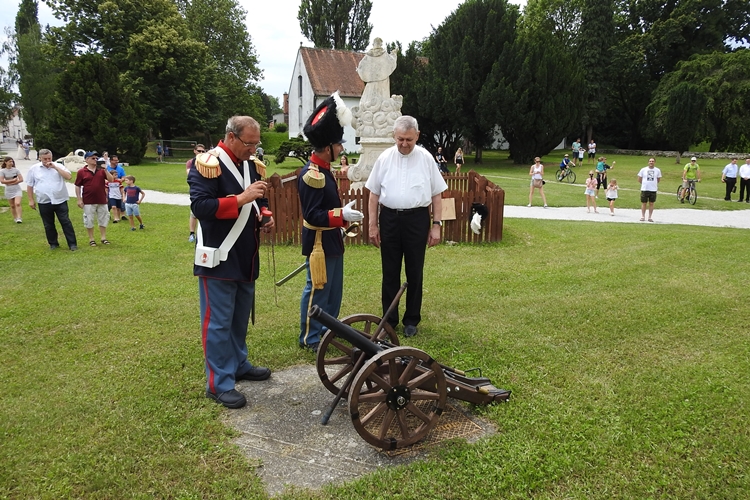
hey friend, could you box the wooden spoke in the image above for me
[349,347,447,450]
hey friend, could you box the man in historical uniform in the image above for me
[298,92,364,353]
[188,115,274,409]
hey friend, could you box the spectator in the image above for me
[106,172,124,222]
[1,156,24,223]
[587,139,596,164]
[527,157,548,208]
[595,156,615,198]
[585,170,598,213]
[109,155,127,219]
[739,158,750,204]
[435,147,449,174]
[571,138,581,166]
[186,144,206,242]
[187,115,274,409]
[255,145,264,162]
[297,93,363,352]
[454,147,465,174]
[339,155,349,177]
[123,175,145,230]
[637,158,662,222]
[75,151,115,246]
[722,158,739,201]
[366,115,448,337]
[23,140,31,160]
[156,143,163,162]
[605,179,619,216]
[25,149,78,250]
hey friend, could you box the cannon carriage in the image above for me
[309,284,511,451]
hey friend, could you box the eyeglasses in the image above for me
[232,133,261,149]
[196,150,205,154]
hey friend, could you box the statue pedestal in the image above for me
[348,137,394,191]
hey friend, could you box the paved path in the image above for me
[6,145,749,229]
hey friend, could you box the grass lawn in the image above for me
[128,149,747,212]
[1,198,749,498]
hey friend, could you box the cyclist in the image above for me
[681,156,701,203]
[559,154,573,178]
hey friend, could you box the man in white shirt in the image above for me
[637,158,662,222]
[26,149,78,250]
[739,158,750,204]
[722,158,739,201]
[366,116,448,337]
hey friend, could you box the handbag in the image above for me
[533,179,543,188]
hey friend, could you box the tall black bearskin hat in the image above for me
[303,92,352,149]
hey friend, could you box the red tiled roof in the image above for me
[300,47,365,98]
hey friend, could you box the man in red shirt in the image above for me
[75,151,115,246]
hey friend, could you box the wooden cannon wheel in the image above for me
[316,314,399,397]
[348,346,447,450]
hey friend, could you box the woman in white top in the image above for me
[528,157,548,207]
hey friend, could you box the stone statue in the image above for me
[352,38,402,138]
[349,38,403,189]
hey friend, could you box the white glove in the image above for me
[470,212,482,234]
[342,200,364,222]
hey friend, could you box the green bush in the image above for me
[274,123,288,133]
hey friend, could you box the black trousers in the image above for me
[378,206,430,328]
[724,177,737,200]
[38,201,78,248]
[739,178,750,202]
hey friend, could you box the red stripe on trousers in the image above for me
[200,277,215,393]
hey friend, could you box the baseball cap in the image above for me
[690,156,697,161]
[84,151,99,158]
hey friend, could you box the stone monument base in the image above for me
[348,137,394,192]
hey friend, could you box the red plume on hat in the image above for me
[303,92,352,149]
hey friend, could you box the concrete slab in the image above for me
[224,364,496,497]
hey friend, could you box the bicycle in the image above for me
[676,179,698,205]
[556,167,576,183]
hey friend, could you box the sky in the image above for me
[0,0,527,102]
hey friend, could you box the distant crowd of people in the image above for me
[16,150,146,250]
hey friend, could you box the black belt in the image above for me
[380,205,428,214]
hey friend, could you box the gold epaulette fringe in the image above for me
[195,151,221,179]
[252,157,267,179]
[302,165,326,188]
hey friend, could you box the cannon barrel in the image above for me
[308,305,385,358]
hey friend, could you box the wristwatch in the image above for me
[432,221,442,226]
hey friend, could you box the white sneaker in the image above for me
[527,203,532,207]
[543,204,548,208]
[15,218,22,224]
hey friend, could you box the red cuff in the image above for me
[216,197,239,219]
[328,209,346,228]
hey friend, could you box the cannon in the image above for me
[309,284,511,451]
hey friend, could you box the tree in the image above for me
[388,40,462,156]
[480,29,581,163]
[578,0,615,142]
[427,0,521,162]
[602,0,750,148]
[274,137,312,165]
[522,0,583,48]
[298,0,373,51]
[181,0,266,135]
[0,67,18,125]
[36,53,149,163]
[646,81,706,162]
[648,50,750,152]
[11,0,57,137]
